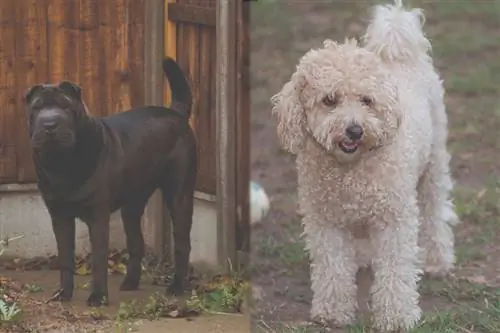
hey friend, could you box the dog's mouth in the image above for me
[338,139,360,154]
[31,131,75,151]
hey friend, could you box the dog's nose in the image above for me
[44,121,58,132]
[345,124,364,140]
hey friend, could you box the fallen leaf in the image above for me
[466,275,487,284]
[476,188,487,200]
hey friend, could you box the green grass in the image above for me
[258,234,308,267]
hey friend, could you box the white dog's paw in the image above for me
[311,301,357,328]
[311,314,356,329]
[371,290,422,332]
[424,264,454,278]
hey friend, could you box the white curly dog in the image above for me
[271,0,458,331]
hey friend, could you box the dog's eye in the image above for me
[360,96,373,107]
[322,94,339,107]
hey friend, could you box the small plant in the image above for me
[116,300,142,321]
[143,292,170,319]
[0,298,21,325]
[22,284,43,293]
[88,306,107,320]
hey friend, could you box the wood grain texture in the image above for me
[0,2,19,182]
[235,0,251,263]
[170,0,217,194]
[13,0,49,182]
[0,1,147,183]
[79,0,100,115]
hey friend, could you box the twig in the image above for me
[454,323,478,333]
[204,310,243,316]
[45,289,64,304]
[0,234,25,256]
[257,320,277,333]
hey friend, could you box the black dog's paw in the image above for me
[119,276,140,291]
[87,292,109,307]
[48,289,73,302]
[166,280,188,296]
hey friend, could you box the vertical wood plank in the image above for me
[198,26,213,193]
[14,0,49,183]
[164,0,178,108]
[47,0,81,84]
[209,28,217,194]
[216,0,238,270]
[79,0,100,115]
[115,0,131,112]
[99,1,119,115]
[128,0,146,108]
[144,0,171,263]
[0,2,19,182]
[235,0,251,268]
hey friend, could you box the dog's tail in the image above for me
[362,0,432,64]
[163,57,192,118]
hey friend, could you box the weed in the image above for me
[21,284,43,293]
[0,298,21,326]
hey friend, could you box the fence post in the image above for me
[215,0,238,271]
[143,0,171,261]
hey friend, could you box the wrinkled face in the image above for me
[300,41,401,164]
[24,81,86,152]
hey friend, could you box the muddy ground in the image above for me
[250,1,500,332]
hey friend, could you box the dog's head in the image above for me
[24,81,88,152]
[271,39,402,164]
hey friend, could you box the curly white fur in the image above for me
[271,1,458,331]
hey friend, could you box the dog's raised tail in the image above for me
[162,57,192,118]
[362,0,431,64]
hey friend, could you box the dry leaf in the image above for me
[466,275,486,284]
[476,188,487,200]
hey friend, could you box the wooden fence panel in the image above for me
[14,0,49,182]
[169,0,217,195]
[0,2,18,183]
[0,0,147,184]
[47,0,81,85]
[79,0,101,117]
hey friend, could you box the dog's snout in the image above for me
[345,124,363,140]
[37,110,63,133]
[44,121,58,131]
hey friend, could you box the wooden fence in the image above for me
[0,0,250,269]
[0,0,146,184]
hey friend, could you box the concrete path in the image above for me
[130,314,250,333]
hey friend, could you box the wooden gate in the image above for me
[164,0,250,267]
[165,0,217,195]
[0,0,146,184]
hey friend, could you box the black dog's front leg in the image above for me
[86,214,111,306]
[50,213,76,302]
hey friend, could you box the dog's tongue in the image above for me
[342,140,358,149]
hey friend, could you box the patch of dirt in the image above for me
[0,251,249,332]
[250,1,500,332]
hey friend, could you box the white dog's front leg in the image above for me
[370,211,422,332]
[303,221,358,326]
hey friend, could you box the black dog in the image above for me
[24,58,197,306]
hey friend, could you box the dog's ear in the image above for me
[58,81,82,101]
[24,85,44,105]
[271,71,307,154]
